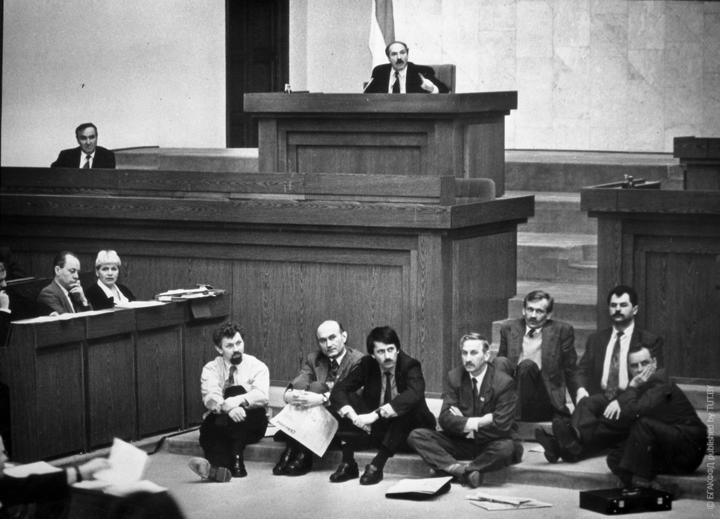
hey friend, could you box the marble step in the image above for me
[517,232,597,284]
[507,191,598,234]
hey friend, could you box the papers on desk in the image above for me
[73,438,166,496]
[385,477,452,500]
[3,461,63,478]
[466,491,552,510]
[154,286,225,302]
[115,300,166,309]
[270,404,338,457]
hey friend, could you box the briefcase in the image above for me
[579,487,672,515]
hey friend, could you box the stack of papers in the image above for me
[154,287,224,302]
[466,491,551,510]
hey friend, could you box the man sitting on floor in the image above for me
[189,322,269,481]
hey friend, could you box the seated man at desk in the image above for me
[51,122,116,169]
[190,322,269,481]
[37,250,92,315]
[364,41,449,94]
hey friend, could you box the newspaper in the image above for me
[270,404,338,457]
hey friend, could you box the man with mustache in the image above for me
[363,41,450,94]
[189,322,269,481]
[495,290,579,421]
[534,285,664,463]
[329,326,435,485]
[272,320,363,476]
[408,333,523,487]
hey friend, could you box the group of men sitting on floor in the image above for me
[187,285,707,497]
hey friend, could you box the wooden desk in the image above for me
[244,92,517,196]
[0,297,229,462]
[674,136,720,190]
[581,188,720,384]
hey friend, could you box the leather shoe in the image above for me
[552,417,582,459]
[285,450,313,476]
[359,464,383,485]
[329,461,359,483]
[231,454,247,478]
[464,470,484,489]
[272,445,296,475]
[534,428,559,463]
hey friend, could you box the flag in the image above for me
[369,0,395,68]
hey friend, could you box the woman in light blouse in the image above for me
[85,250,136,310]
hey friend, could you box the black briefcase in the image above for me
[579,487,672,515]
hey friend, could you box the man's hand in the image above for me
[629,364,656,388]
[352,412,377,433]
[576,387,589,404]
[418,73,439,93]
[78,457,111,480]
[603,399,621,420]
[68,282,88,306]
[288,390,324,408]
[228,406,247,422]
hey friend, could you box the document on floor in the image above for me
[385,476,452,500]
[466,491,552,511]
[270,403,338,457]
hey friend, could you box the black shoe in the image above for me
[272,445,296,475]
[359,464,383,485]
[534,428,559,463]
[329,461,359,483]
[552,417,582,459]
[285,449,313,476]
[231,454,247,478]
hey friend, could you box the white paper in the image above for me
[93,438,148,486]
[270,404,338,457]
[103,480,167,496]
[115,300,166,309]
[3,461,62,477]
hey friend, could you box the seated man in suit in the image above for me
[495,290,579,421]
[364,41,449,94]
[606,345,706,496]
[37,250,93,315]
[329,326,436,485]
[51,122,115,169]
[408,333,523,488]
[189,322,269,481]
[535,285,664,463]
[273,319,363,476]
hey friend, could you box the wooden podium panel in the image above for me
[244,93,517,196]
[0,298,229,461]
[582,188,720,384]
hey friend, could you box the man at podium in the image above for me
[364,41,449,94]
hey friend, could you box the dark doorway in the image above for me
[226,0,289,147]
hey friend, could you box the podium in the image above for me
[244,92,517,196]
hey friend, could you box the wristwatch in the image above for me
[375,409,383,419]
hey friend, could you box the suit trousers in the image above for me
[199,409,268,467]
[407,428,520,473]
[335,408,428,456]
[606,417,706,481]
[571,393,630,458]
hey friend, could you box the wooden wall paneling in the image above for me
[464,116,505,195]
[594,217,624,330]
[257,119,278,172]
[136,327,184,435]
[86,336,136,447]
[35,343,85,459]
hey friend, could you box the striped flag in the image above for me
[369,0,395,68]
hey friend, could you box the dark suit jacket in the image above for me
[85,282,136,310]
[51,146,116,168]
[498,318,579,410]
[331,350,435,428]
[36,280,93,315]
[0,310,10,347]
[439,364,519,445]
[577,327,664,396]
[289,347,363,391]
[364,62,450,93]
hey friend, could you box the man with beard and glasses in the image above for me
[188,323,269,481]
[329,326,435,485]
[408,333,523,488]
[363,41,450,94]
[495,290,579,422]
[534,285,664,464]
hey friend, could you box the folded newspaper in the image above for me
[466,491,551,511]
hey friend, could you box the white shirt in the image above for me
[79,150,95,168]
[387,67,407,93]
[520,326,543,369]
[601,322,635,392]
[96,280,129,306]
[201,354,269,416]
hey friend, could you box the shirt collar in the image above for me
[331,350,347,365]
[614,321,634,339]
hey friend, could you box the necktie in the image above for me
[392,71,400,93]
[605,331,623,400]
[527,328,536,338]
[383,372,393,404]
[327,359,339,384]
[224,365,237,390]
[472,377,479,416]
[83,154,91,168]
